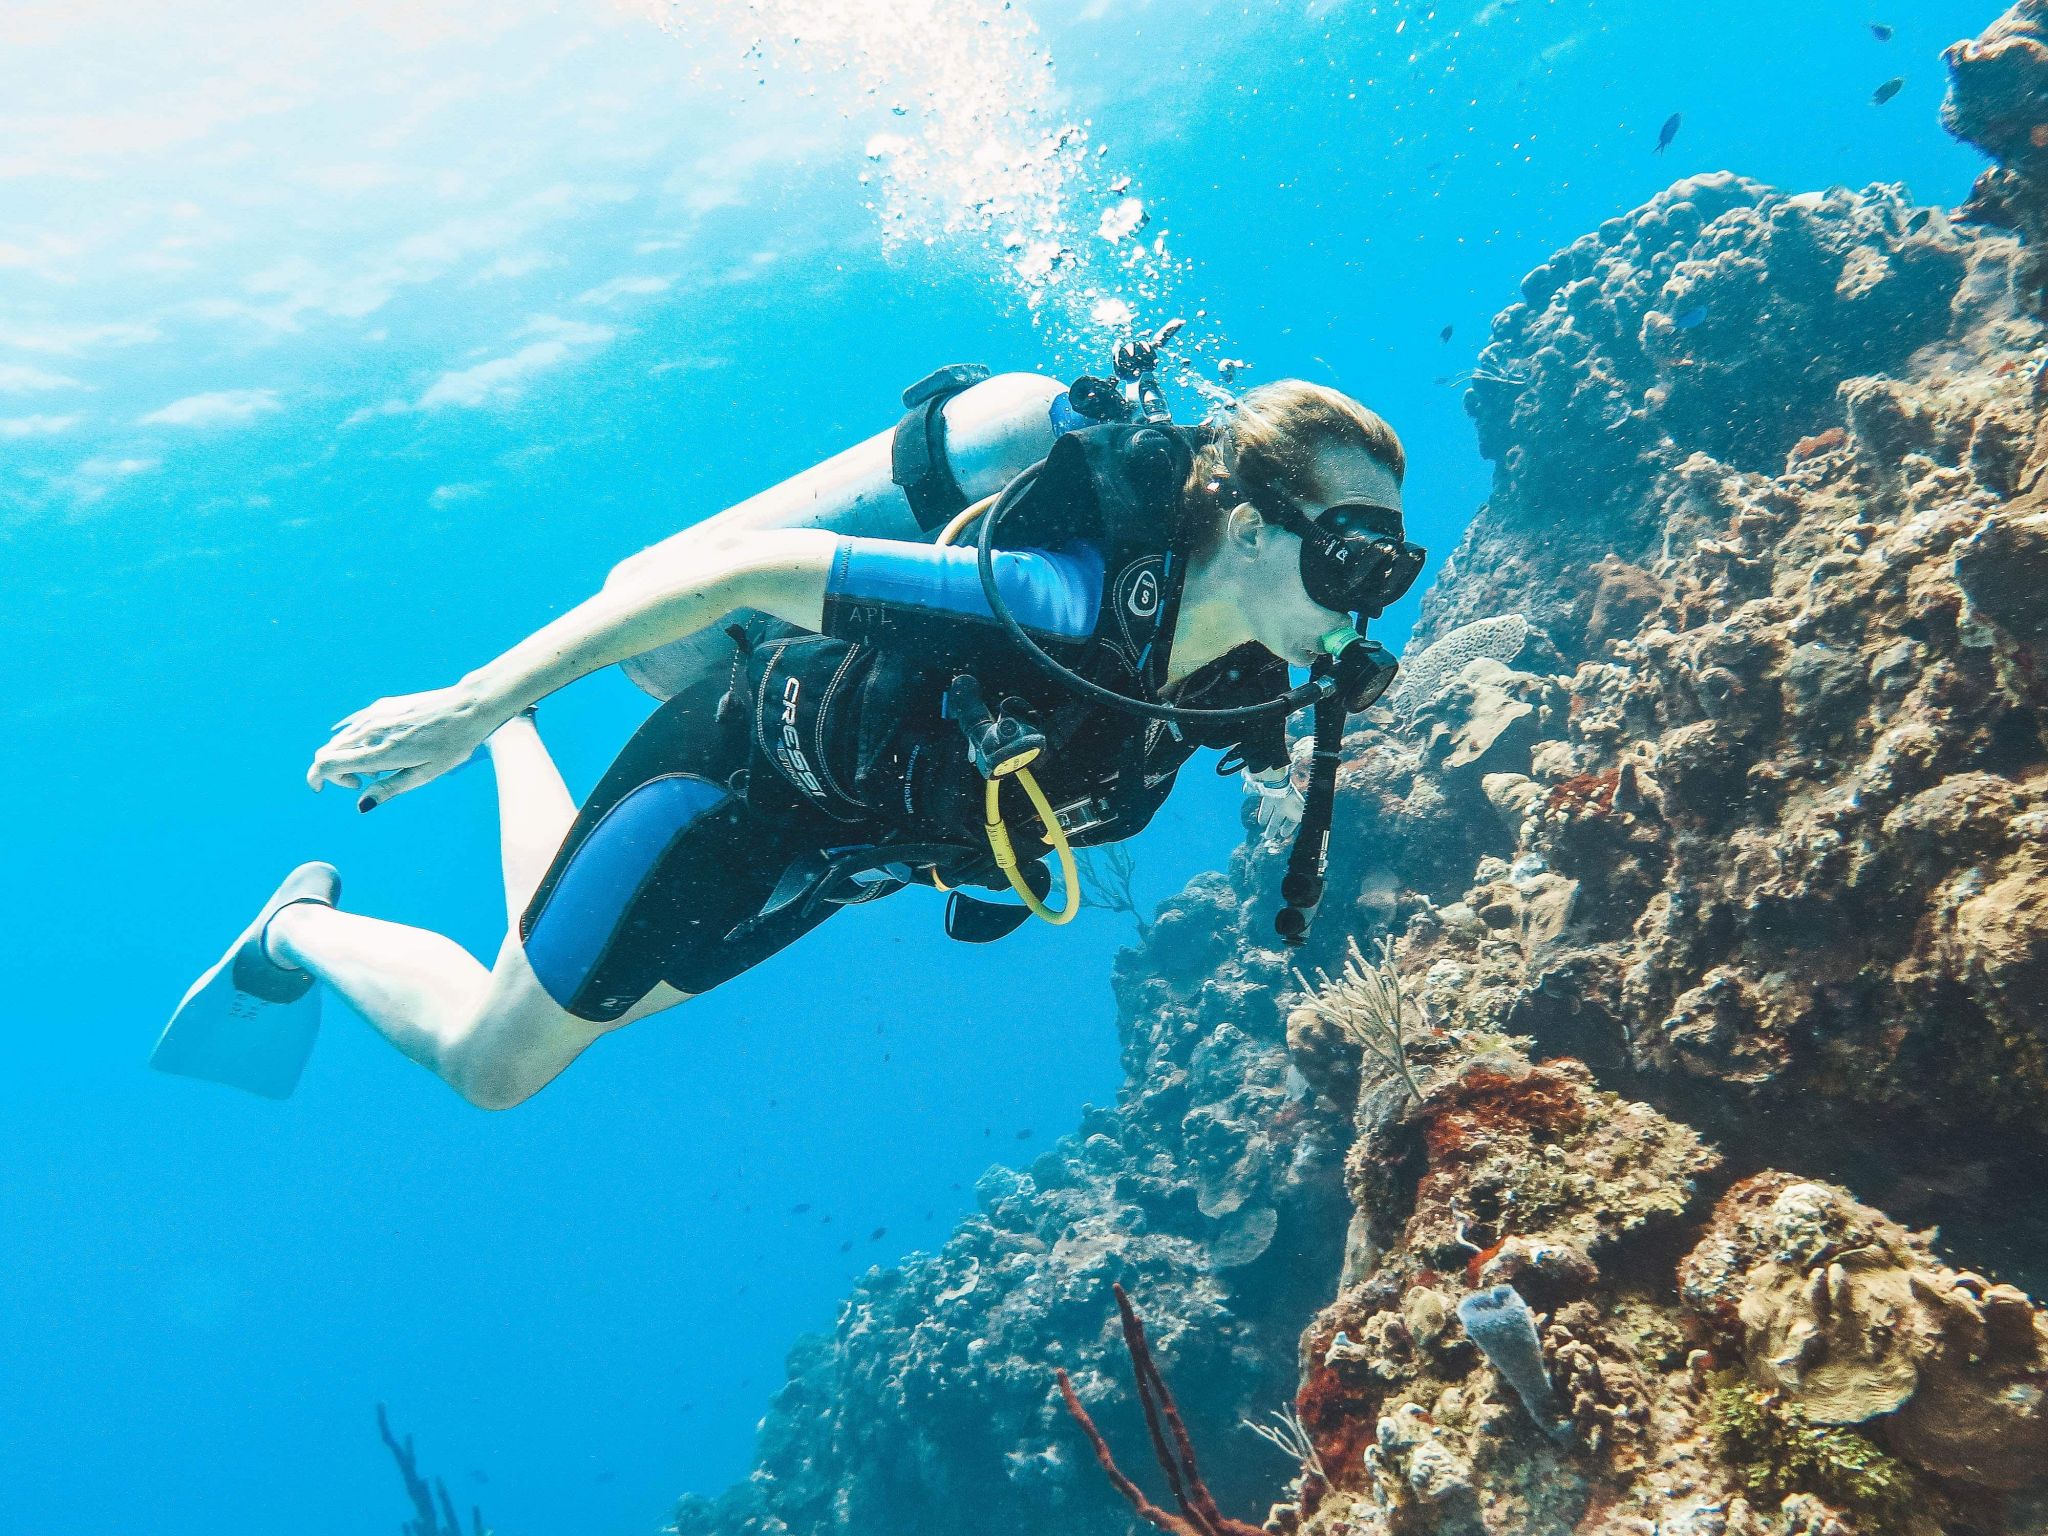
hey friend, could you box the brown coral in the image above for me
[1681,1174,2048,1490]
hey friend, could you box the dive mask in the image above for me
[1273,497,1427,619]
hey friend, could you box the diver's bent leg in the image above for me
[446,937,689,1108]
[484,711,578,926]
[264,903,493,1078]
[265,902,686,1108]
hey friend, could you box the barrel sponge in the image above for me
[1456,1284,1570,1441]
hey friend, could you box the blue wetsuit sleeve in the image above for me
[819,536,1104,655]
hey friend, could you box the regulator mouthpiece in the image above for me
[1319,628,1400,713]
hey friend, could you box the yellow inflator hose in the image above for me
[935,492,1079,926]
[984,769,1079,924]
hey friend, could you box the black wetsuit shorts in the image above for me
[517,691,871,1022]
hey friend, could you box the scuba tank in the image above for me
[613,367,1075,708]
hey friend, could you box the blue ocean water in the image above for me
[0,2,1995,1532]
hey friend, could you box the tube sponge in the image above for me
[1456,1284,1572,1442]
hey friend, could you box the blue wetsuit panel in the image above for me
[523,773,732,1016]
[820,537,1103,654]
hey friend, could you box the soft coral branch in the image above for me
[1054,1284,1267,1536]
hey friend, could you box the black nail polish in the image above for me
[358,796,377,813]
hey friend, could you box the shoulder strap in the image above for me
[891,363,992,532]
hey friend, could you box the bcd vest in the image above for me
[728,422,1291,869]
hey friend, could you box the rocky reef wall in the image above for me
[674,11,2048,1536]
[671,878,1356,1536]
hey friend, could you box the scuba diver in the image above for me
[153,339,1423,1106]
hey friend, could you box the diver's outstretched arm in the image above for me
[307,526,839,808]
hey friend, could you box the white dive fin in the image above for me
[152,862,340,1100]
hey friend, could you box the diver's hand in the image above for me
[306,683,502,809]
[1243,736,1314,852]
[1243,764,1305,852]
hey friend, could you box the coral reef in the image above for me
[378,1404,489,1536]
[1681,1175,2048,1491]
[670,876,1353,1536]
[1945,1,2048,304]
[674,13,2048,1536]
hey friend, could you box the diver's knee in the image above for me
[447,1061,542,1112]
[439,1035,549,1111]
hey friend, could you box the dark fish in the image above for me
[1907,208,1932,233]
[869,1226,888,1241]
[1870,22,1893,41]
[1439,324,1454,343]
[821,1214,832,1223]
[1674,305,1708,330]
[1873,77,1905,106]
[840,1240,853,1253]
[1656,113,1681,154]
[790,1202,811,1214]
[1015,1129,1033,1140]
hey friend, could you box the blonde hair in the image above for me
[1185,380,1406,555]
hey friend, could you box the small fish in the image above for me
[1674,304,1709,330]
[1656,113,1682,154]
[1870,22,1893,41]
[840,1240,853,1253]
[1015,1129,1033,1140]
[869,1226,888,1241]
[1439,324,1455,343]
[1433,375,1453,387]
[1906,208,1932,234]
[468,1471,490,1486]
[789,1202,812,1215]
[1873,77,1905,106]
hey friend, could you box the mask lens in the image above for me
[1299,529,1424,616]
